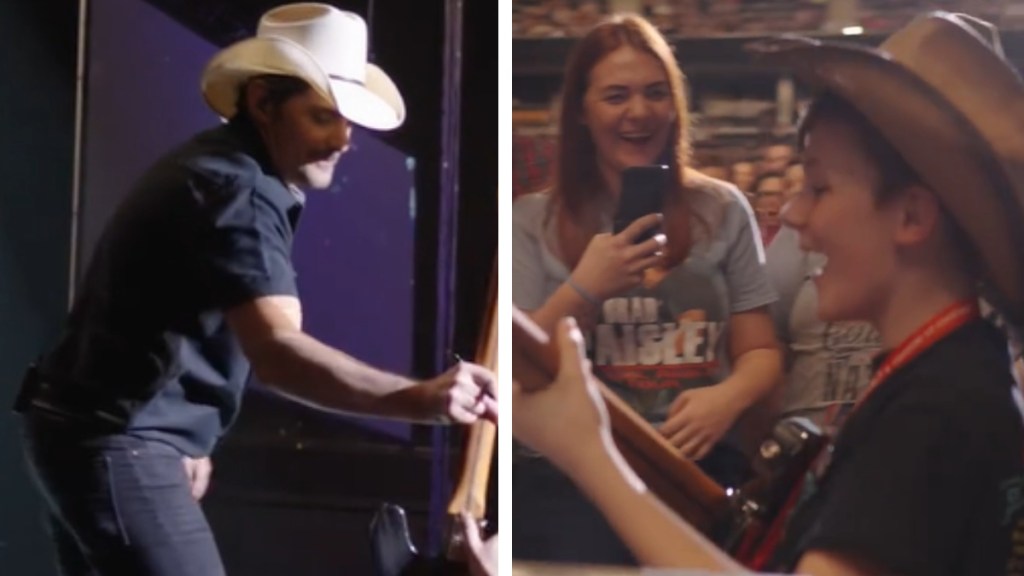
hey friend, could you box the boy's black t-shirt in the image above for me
[771,319,1024,576]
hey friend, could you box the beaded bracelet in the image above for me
[567,277,600,307]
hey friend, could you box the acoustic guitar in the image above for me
[370,259,498,576]
[511,305,826,567]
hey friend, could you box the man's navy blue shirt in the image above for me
[35,117,304,456]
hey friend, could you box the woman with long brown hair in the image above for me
[512,13,781,565]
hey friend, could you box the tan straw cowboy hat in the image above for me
[748,11,1024,326]
[201,2,405,131]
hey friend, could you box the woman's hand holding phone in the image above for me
[570,213,666,301]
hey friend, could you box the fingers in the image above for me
[452,360,491,397]
[659,404,705,457]
[461,362,497,405]
[662,411,713,460]
[628,253,665,275]
[456,361,498,398]
[445,381,486,424]
[182,457,194,482]
[448,402,482,425]
[625,234,667,271]
[461,512,483,551]
[626,232,667,259]
[658,409,688,440]
[618,212,663,243]
[678,432,711,460]
[669,389,691,413]
[436,360,498,425]
[690,441,713,461]
[659,393,691,437]
[460,513,496,576]
[440,318,591,427]
[554,318,611,431]
[182,456,212,500]
[191,459,211,500]
[555,317,589,382]
[667,423,699,456]
[480,396,499,424]
[450,370,485,402]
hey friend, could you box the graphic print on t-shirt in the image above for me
[783,274,881,436]
[818,321,880,432]
[584,264,729,424]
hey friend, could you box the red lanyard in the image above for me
[821,298,980,429]
[744,298,980,571]
[854,299,979,415]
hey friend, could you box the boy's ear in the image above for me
[893,184,942,247]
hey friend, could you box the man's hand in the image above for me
[421,361,498,425]
[182,456,213,500]
[461,512,497,576]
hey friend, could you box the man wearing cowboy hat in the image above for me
[12,4,496,575]
[511,10,1024,576]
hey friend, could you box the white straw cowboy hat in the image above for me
[747,11,1024,327]
[201,2,405,131]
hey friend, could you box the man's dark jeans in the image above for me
[18,409,226,576]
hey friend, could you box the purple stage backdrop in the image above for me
[78,0,416,439]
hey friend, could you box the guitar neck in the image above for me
[447,258,498,520]
[511,306,729,533]
[446,420,496,518]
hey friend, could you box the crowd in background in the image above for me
[512,134,804,249]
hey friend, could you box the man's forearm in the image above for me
[253,331,435,422]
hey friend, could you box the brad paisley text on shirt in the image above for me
[583,296,724,421]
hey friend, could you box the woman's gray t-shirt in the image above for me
[512,180,777,430]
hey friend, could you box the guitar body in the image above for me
[369,503,468,576]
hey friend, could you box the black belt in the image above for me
[12,363,128,432]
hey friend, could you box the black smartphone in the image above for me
[613,164,668,243]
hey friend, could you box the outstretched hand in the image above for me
[512,316,611,468]
[423,361,498,425]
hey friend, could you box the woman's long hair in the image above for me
[551,14,697,269]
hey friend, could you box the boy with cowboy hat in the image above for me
[13,4,496,575]
[512,10,1024,576]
